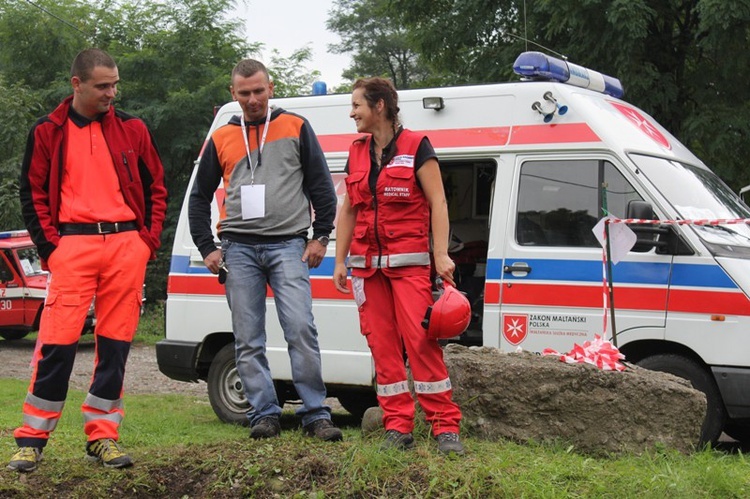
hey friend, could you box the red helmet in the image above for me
[422,279,471,339]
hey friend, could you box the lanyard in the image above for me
[240,109,272,184]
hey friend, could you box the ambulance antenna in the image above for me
[505,31,568,61]
[523,0,528,52]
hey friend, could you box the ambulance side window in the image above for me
[0,256,14,282]
[516,160,642,247]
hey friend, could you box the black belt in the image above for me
[59,221,138,235]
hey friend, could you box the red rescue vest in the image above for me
[346,129,431,277]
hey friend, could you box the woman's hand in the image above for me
[433,253,456,287]
[333,262,351,293]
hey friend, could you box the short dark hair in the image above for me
[232,59,270,81]
[352,77,400,125]
[70,48,116,81]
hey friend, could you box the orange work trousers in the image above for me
[14,231,149,448]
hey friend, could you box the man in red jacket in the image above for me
[7,48,167,473]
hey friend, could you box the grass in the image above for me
[1,377,749,498]
[133,301,167,346]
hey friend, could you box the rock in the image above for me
[361,406,384,436]
[443,344,705,455]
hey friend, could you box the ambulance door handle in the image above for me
[503,262,531,277]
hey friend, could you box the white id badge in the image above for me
[241,184,265,219]
[352,276,366,307]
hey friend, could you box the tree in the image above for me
[0,0,91,92]
[326,0,443,89]
[268,46,320,97]
[0,77,44,230]
[390,0,750,191]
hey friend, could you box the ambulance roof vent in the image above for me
[513,51,624,99]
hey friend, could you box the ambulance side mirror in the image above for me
[626,200,668,252]
[626,201,692,255]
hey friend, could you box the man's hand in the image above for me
[302,240,327,269]
[204,249,222,274]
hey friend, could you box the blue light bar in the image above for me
[513,51,624,99]
[0,230,29,239]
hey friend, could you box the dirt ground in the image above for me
[0,337,208,397]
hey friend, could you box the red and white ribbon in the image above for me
[542,334,626,371]
[606,217,750,226]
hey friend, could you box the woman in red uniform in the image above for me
[333,77,463,454]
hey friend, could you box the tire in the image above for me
[724,420,750,444]
[337,391,378,420]
[206,343,287,426]
[637,354,725,446]
[207,343,251,426]
[0,330,29,341]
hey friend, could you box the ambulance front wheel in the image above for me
[337,391,379,419]
[207,343,287,426]
[637,354,725,446]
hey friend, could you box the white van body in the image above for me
[157,60,750,444]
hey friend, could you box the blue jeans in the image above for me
[222,237,331,427]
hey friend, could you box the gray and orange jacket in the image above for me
[346,129,431,278]
[19,95,168,263]
[189,108,336,259]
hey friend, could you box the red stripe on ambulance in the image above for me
[168,274,353,300]
[316,124,599,153]
[497,282,750,316]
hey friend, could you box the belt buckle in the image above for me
[97,222,119,234]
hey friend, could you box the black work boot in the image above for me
[250,416,281,439]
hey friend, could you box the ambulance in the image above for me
[157,52,750,445]
[0,230,95,340]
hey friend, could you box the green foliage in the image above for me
[268,46,320,97]
[134,301,166,345]
[0,77,43,230]
[327,0,445,89]
[0,0,90,92]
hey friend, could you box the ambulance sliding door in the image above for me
[498,156,671,352]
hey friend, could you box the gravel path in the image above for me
[0,338,343,413]
[0,337,208,397]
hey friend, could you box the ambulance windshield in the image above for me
[16,247,45,276]
[630,154,750,252]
